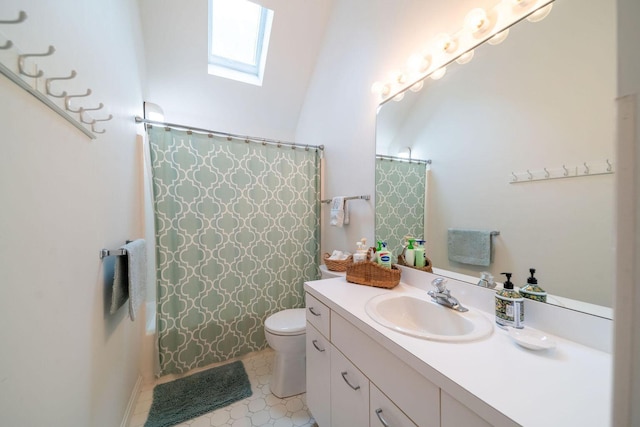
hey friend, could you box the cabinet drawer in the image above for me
[306,324,331,427]
[332,312,440,427]
[306,292,330,339]
[370,384,417,427]
[331,348,369,427]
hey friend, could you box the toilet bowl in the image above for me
[264,308,306,398]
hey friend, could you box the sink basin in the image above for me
[365,293,493,342]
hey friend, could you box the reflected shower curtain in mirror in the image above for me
[148,126,320,375]
[375,159,427,257]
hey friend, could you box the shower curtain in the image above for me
[375,159,427,257]
[148,126,320,375]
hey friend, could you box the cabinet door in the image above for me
[331,348,369,427]
[370,384,417,427]
[307,324,331,427]
[441,391,492,427]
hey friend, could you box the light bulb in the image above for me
[390,70,406,85]
[430,67,447,80]
[527,4,553,22]
[371,81,391,97]
[456,50,474,64]
[511,0,534,7]
[464,8,490,33]
[407,53,431,74]
[435,33,458,54]
[393,92,405,102]
[488,29,509,45]
[409,80,424,92]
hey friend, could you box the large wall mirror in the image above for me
[375,0,615,317]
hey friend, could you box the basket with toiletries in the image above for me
[346,261,400,289]
[397,238,433,272]
[323,250,353,272]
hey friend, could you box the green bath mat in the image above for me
[144,360,252,427]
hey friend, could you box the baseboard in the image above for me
[121,375,143,427]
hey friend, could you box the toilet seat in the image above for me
[265,308,306,336]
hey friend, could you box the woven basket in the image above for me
[346,261,400,289]
[397,253,434,273]
[323,253,353,272]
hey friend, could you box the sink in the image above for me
[365,293,493,342]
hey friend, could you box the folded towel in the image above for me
[124,239,147,321]
[109,239,147,320]
[448,229,493,266]
[330,196,346,227]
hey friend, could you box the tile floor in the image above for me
[128,348,317,427]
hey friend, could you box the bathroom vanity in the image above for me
[304,272,612,427]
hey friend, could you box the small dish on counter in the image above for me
[508,327,557,351]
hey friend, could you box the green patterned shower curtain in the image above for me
[148,126,320,375]
[375,159,427,258]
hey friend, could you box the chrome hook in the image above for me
[511,172,518,182]
[0,11,27,24]
[18,45,55,78]
[64,88,92,113]
[606,159,612,172]
[0,40,12,50]
[526,169,533,180]
[584,162,590,174]
[78,108,96,124]
[544,168,550,178]
[91,123,106,134]
[562,164,569,177]
[45,70,77,98]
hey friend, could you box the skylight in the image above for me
[208,0,274,86]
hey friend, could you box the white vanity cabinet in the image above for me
[370,384,418,427]
[331,347,370,427]
[306,322,331,427]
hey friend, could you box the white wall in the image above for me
[0,1,146,425]
[295,0,523,259]
[138,0,333,141]
[378,0,616,307]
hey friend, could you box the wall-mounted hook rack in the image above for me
[45,70,77,98]
[509,159,615,184]
[18,45,55,78]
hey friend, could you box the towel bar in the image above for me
[321,195,370,204]
[100,248,127,259]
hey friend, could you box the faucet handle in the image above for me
[432,277,448,292]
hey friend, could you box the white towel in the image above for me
[330,196,349,227]
[124,239,147,321]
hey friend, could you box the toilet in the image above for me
[264,308,307,398]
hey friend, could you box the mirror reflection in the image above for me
[375,0,615,314]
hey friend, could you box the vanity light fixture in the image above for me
[526,3,553,22]
[390,70,407,85]
[430,67,447,80]
[393,92,405,102]
[435,33,458,54]
[456,50,475,64]
[464,8,491,34]
[488,29,510,45]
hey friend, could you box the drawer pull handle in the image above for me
[341,371,361,391]
[312,339,325,352]
[375,409,391,427]
[308,307,322,316]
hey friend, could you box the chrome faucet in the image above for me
[428,278,469,312]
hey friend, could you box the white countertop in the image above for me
[305,277,612,427]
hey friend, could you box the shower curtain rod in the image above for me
[376,154,432,165]
[135,116,324,151]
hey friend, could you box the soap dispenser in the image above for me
[519,268,547,303]
[377,241,392,268]
[405,239,416,266]
[414,240,425,268]
[495,273,524,329]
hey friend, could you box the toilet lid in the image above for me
[265,308,306,335]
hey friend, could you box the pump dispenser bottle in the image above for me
[495,273,524,328]
[519,268,547,302]
[405,239,416,266]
